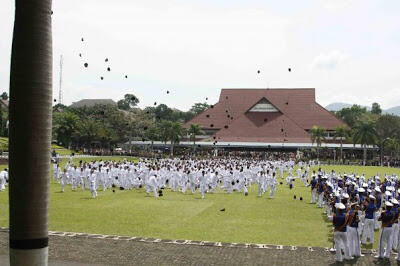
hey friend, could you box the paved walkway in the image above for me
[0,231,399,265]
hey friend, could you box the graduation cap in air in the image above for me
[167,90,170,94]
[220,208,225,212]
[210,124,214,128]
[206,97,208,100]
[54,99,57,102]
[227,115,230,118]
[112,189,115,193]
[210,105,214,108]
[81,38,84,42]
[288,68,291,72]
[293,195,296,199]
[125,75,128,78]
[257,70,260,74]
[101,77,104,80]
[300,197,303,201]
[206,115,210,118]
[279,182,283,185]
[231,181,235,186]
[107,67,111,72]
[84,63,88,68]
[197,144,201,148]
[154,102,157,106]
[224,125,229,129]
[105,58,109,62]
[79,53,82,57]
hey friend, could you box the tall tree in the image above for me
[333,125,350,162]
[188,124,204,154]
[144,124,160,153]
[9,0,53,264]
[311,126,326,159]
[168,122,186,156]
[1,92,9,100]
[53,112,80,148]
[190,102,210,115]
[335,105,367,128]
[371,102,382,115]
[117,93,139,110]
[352,120,378,166]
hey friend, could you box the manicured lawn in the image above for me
[1,160,400,249]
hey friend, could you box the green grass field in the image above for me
[1,159,400,249]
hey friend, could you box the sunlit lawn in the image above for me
[1,159,400,248]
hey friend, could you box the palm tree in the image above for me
[386,138,400,159]
[188,124,204,155]
[352,120,378,166]
[144,124,160,154]
[311,126,326,159]
[333,125,350,163]
[169,122,186,156]
[9,1,53,264]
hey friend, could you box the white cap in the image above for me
[385,191,392,196]
[362,183,368,188]
[386,201,394,207]
[392,199,399,205]
[397,188,400,193]
[369,195,375,200]
[375,187,381,193]
[342,193,349,199]
[358,188,365,193]
[387,186,393,191]
[335,203,346,210]
[367,189,372,193]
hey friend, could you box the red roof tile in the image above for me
[185,88,346,143]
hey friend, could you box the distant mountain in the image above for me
[325,102,370,112]
[325,102,400,116]
[384,106,400,116]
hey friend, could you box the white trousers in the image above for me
[347,227,361,256]
[393,223,399,250]
[311,189,317,203]
[318,192,324,208]
[361,218,375,244]
[375,210,381,229]
[379,227,393,258]
[334,231,351,262]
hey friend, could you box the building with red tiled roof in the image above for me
[184,88,346,145]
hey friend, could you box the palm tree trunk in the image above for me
[363,145,367,166]
[193,137,196,155]
[340,140,343,163]
[9,0,52,264]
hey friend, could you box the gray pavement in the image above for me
[1,231,399,265]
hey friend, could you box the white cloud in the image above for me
[311,50,348,70]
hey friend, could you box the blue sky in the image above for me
[0,0,399,110]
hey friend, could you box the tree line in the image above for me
[311,102,400,164]
[52,94,209,154]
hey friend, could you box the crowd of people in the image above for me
[310,168,400,262]
[51,158,313,199]
[4,154,400,262]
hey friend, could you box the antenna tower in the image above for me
[58,55,63,104]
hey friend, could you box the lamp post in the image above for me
[381,137,390,167]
